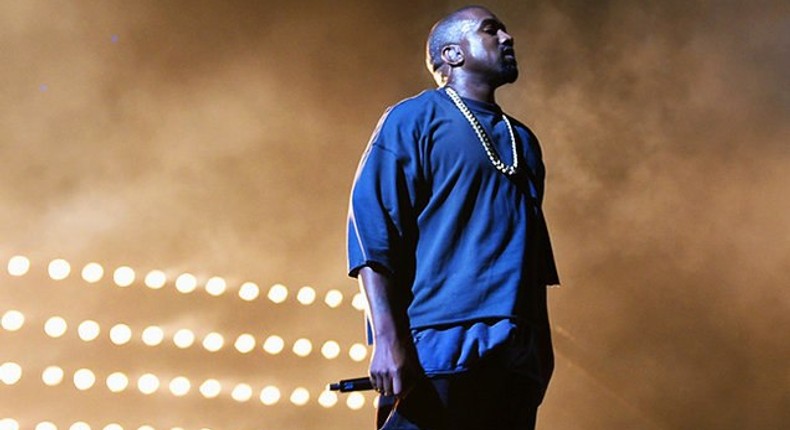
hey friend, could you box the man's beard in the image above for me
[500,63,519,85]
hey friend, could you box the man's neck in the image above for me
[445,75,499,104]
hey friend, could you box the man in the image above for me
[347,6,560,429]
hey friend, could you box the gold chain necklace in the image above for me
[445,87,519,176]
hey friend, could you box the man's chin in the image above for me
[502,67,519,84]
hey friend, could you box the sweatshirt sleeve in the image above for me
[347,107,423,279]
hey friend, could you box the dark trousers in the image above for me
[376,346,546,430]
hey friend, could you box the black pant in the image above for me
[376,340,548,430]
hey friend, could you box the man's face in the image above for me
[457,8,518,86]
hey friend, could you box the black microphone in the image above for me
[328,376,373,392]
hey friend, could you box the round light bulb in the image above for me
[324,289,344,308]
[41,366,64,386]
[262,335,285,355]
[267,284,288,303]
[7,256,30,276]
[141,326,164,346]
[347,392,366,410]
[296,286,316,305]
[175,273,197,294]
[290,387,310,406]
[231,383,253,402]
[318,390,339,408]
[144,270,167,289]
[259,386,281,405]
[234,334,256,354]
[292,338,313,357]
[0,362,22,385]
[205,277,227,296]
[73,368,96,390]
[238,282,260,301]
[81,262,104,283]
[173,329,195,349]
[48,259,71,280]
[199,379,222,398]
[321,340,341,359]
[44,316,68,338]
[113,266,135,287]
[78,320,101,342]
[1,310,25,331]
[202,332,224,352]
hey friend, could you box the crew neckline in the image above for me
[437,87,503,115]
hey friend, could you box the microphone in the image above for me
[328,376,373,392]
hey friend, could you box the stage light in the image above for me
[48,259,71,280]
[109,324,132,345]
[73,368,96,391]
[169,376,191,396]
[1,310,25,331]
[44,316,68,338]
[103,424,122,430]
[113,266,135,287]
[292,338,312,357]
[231,383,253,402]
[144,270,167,289]
[262,335,285,355]
[349,343,369,362]
[175,273,197,294]
[77,320,101,342]
[234,333,256,353]
[81,262,104,283]
[0,419,19,430]
[199,379,221,398]
[205,277,226,296]
[173,329,195,349]
[42,366,64,386]
[7,255,30,276]
[290,387,310,406]
[318,390,339,408]
[35,422,57,430]
[324,289,344,308]
[296,286,316,305]
[321,340,341,359]
[202,332,224,352]
[267,284,288,303]
[137,373,160,394]
[347,392,366,410]
[238,282,259,301]
[137,426,154,430]
[69,422,90,430]
[0,362,22,385]
[259,386,281,405]
[106,372,129,393]
[141,326,164,346]
[352,292,367,311]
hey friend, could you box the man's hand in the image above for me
[357,266,422,398]
[369,332,421,397]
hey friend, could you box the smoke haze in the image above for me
[1,1,787,428]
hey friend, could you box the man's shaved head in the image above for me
[425,6,489,75]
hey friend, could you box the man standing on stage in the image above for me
[347,5,560,429]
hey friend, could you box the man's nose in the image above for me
[498,29,514,45]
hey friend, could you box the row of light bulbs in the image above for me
[0,362,368,410]
[3,256,367,311]
[0,310,369,361]
[1,421,219,430]
[0,409,381,430]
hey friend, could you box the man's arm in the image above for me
[358,266,421,398]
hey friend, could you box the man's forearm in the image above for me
[357,266,410,342]
[357,266,420,397]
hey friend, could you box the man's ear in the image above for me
[441,45,464,67]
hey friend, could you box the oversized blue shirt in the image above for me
[348,88,559,373]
